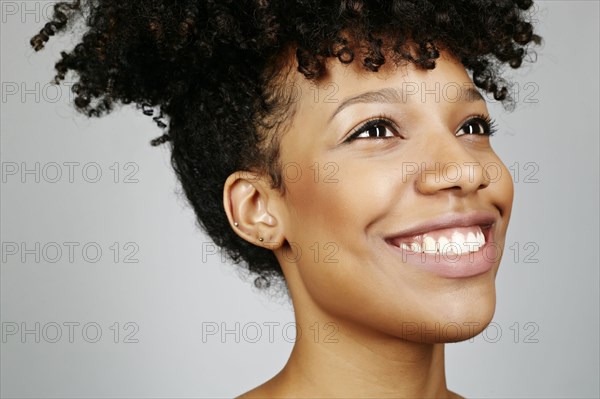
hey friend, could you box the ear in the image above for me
[223,170,286,250]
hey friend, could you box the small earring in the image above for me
[258,237,264,242]
[233,222,239,227]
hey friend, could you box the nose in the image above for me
[414,134,491,196]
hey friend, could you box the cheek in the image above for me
[285,163,361,240]
[478,155,514,272]
[281,160,420,315]
[283,157,402,246]
[499,162,515,213]
[486,156,515,224]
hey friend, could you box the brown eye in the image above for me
[456,116,497,137]
[359,124,392,138]
[345,118,400,143]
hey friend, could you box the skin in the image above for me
[224,49,514,398]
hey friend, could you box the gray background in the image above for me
[1,1,598,398]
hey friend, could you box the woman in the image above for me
[31,1,541,397]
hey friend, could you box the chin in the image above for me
[412,291,497,344]
[377,277,498,344]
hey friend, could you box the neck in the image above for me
[249,286,460,398]
[239,261,462,399]
[272,314,453,398]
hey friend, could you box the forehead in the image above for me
[281,50,479,122]
[303,51,472,97]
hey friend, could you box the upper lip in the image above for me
[385,209,498,240]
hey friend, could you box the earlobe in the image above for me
[223,171,285,249]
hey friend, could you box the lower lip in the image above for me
[385,226,499,278]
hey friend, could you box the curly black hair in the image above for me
[31,0,541,289]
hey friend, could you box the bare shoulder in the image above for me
[235,387,267,399]
[236,385,271,398]
[448,389,466,399]
[236,378,283,399]
[239,386,465,398]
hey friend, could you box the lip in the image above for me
[384,209,498,241]
[384,209,501,278]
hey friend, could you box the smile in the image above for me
[389,225,488,255]
[383,210,499,278]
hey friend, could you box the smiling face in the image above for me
[240,50,514,343]
[272,50,514,342]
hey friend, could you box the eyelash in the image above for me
[343,113,498,143]
[457,114,498,137]
[344,114,399,143]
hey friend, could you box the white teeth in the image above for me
[437,236,450,254]
[398,242,422,253]
[467,232,476,243]
[410,242,422,253]
[422,236,438,254]
[477,230,485,243]
[452,232,465,246]
[466,232,479,251]
[396,226,486,254]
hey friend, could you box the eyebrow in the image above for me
[328,86,485,122]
